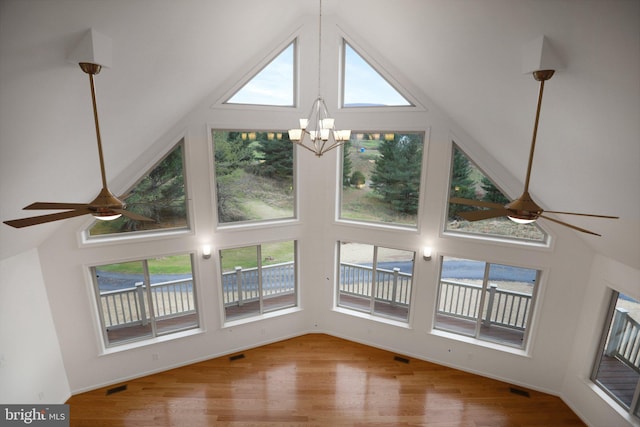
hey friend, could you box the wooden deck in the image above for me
[595,354,640,408]
[435,313,525,347]
[67,334,586,426]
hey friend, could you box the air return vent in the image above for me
[229,353,245,361]
[106,384,127,395]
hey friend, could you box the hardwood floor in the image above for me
[66,334,585,426]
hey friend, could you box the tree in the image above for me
[351,170,365,188]
[214,131,255,176]
[255,134,293,180]
[369,134,422,214]
[449,147,477,219]
[119,144,187,231]
[481,175,510,205]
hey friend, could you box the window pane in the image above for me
[220,246,260,320]
[146,255,198,335]
[436,257,485,337]
[261,241,296,312]
[89,142,188,236]
[436,257,537,349]
[343,42,411,107]
[226,42,295,106]
[94,261,152,345]
[338,242,414,323]
[213,130,294,224]
[446,144,547,243]
[340,132,423,227]
[338,242,374,313]
[373,247,414,321]
[592,293,640,409]
[479,263,537,347]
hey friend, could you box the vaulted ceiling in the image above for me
[1,0,638,268]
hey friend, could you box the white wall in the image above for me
[0,249,70,403]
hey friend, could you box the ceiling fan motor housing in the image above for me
[89,187,125,217]
[505,192,543,221]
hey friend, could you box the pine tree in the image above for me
[481,175,510,204]
[256,134,293,180]
[449,147,476,219]
[342,140,353,187]
[369,134,422,214]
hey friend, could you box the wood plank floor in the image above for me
[66,334,585,427]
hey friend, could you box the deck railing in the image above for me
[339,262,413,306]
[100,278,195,328]
[221,262,295,307]
[606,307,640,373]
[100,264,537,336]
[437,280,532,330]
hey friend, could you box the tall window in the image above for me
[446,144,547,243]
[88,141,188,236]
[337,241,415,322]
[339,132,424,227]
[435,256,539,349]
[92,254,199,347]
[591,291,640,416]
[219,241,297,322]
[213,130,294,225]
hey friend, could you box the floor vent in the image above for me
[509,387,530,397]
[394,355,410,364]
[229,353,245,361]
[106,384,127,395]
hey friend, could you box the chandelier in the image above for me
[288,0,350,157]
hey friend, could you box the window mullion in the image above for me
[143,259,158,338]
[475,263,491,338]
[370,246,378,314]
[257,245,264,315]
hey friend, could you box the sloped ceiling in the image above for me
[1,0,638,268]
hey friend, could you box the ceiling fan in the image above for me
[3,63,154,228]
[450,69,618,236]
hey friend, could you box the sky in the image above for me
[227,42,410,107]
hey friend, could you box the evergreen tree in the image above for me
[256,134,293,180]
[481,175,510,205]
[369,134,422,214]
[449,147,476,219]
[120,144,187,230]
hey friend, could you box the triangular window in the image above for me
[225,41,295,106]
[446,144,548,243]
[342,41,411,107]
[87,141,188,237]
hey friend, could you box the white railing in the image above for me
[438,280,532,330]
[339,262,413,306]
[221,262,295,307]
[606,308,640,373]
[100,278,195,328]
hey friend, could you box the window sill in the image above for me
[222,306,302,328]
[430,328,531,357]
[99,327,204,356]
[332,306,412,329]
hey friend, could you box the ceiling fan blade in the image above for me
[24,202,89,210]
[543,210,618,219]
[450,197,505,209]
[115,209,155,222]
[539,214,601,236]
[3,208,92,229]
[458,208,510,222]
